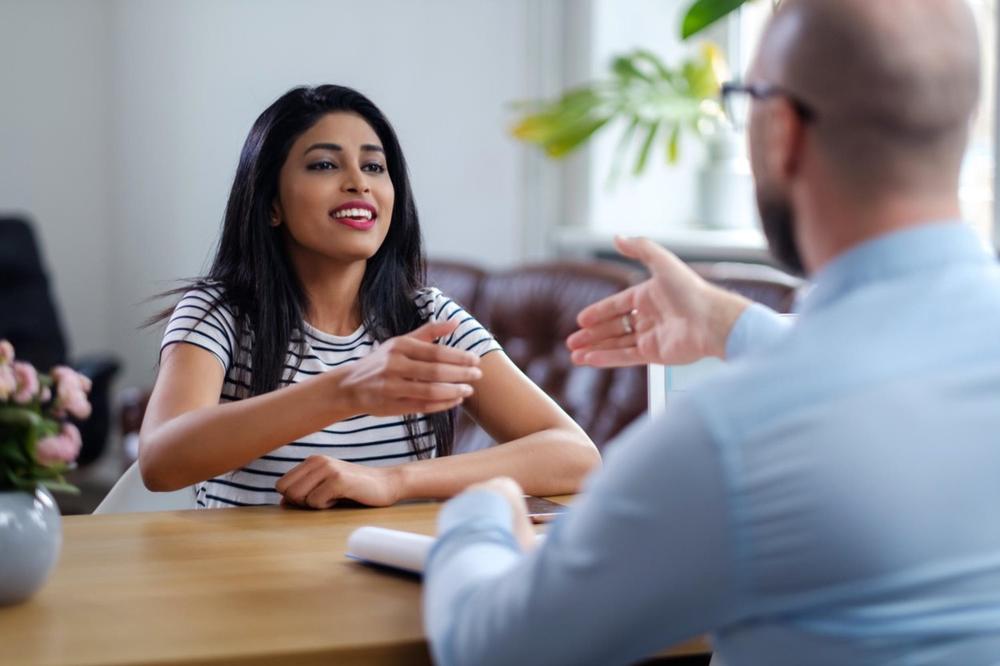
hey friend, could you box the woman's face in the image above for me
[274,112,395,268]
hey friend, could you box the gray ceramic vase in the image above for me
[0,486,61,605]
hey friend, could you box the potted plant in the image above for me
[510,0,780,228]
[511,45,729,182]
[0,339,90,605]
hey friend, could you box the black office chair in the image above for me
[0,216,120,466]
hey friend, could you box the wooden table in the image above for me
[0,500,711,665]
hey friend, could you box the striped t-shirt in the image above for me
[160,286,502,509]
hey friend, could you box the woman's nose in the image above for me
[341,167,370,194]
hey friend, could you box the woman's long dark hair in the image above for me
[155,85,453,458]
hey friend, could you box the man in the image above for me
[423,0,1000,664]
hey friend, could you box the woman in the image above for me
[139,85,599,509]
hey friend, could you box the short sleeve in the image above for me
[416,288,502,357]
[160,287,239,371]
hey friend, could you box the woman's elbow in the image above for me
[137,439,184,492]
[562,430,602,491]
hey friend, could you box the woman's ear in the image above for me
[270,200,282,227]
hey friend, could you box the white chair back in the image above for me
[93,462,197,514]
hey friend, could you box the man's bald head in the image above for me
[754,0,981,196]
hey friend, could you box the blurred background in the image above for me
[1,0,996,511]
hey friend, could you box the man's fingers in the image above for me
[613,235,678,275]
[576,286,639,329]
[568,316,639,350]
[571,346,645,368]
[577,333,637,353]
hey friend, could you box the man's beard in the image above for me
[757,186,806,276]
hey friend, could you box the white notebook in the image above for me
[346,526,435,575]
[346,526,545,575]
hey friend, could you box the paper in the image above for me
[346,526,435,574]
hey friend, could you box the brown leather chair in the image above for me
[690,262,802,314]
[428,260,648,453]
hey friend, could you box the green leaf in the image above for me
[0,406,42,428]
[667,123,682,164]
[630,49,674,82]
[607,116,643,186]
[633,119,662,176]
[0,443,29,466]
[545,115,613,157]
[681,0,751,40]
[40,479,80,495]
[3,466,33,491]
[511,87,606,146]
[611,55,653,83]
[682,55,722,100]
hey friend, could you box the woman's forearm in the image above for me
[394,428,601,500]
[139,370,357,491]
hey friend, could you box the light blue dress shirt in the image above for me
[423,222,1000,666]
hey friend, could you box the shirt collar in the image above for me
[796,221,994,315]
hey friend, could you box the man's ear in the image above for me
[765,99,807,183]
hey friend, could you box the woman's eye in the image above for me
[307,160,337,171]
[362,163,386,174]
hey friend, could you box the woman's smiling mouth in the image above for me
[330,200,377,230]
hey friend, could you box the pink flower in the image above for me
[36,423,82,465]
[0,364,15,401]
[0,340,13,365]
[50,365,92,420]
[12,362,39,404]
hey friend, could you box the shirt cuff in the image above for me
[437,489,514,535]
[724,302,790,360]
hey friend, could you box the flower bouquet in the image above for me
[0,340,91,493]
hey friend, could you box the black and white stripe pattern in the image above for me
[161,285,501,509]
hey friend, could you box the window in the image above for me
[964,0,997,245]
[560,1,998,252]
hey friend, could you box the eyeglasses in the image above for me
[720,81,818,128]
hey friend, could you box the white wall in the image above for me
[0,0,113,361]
[1,0,542,389]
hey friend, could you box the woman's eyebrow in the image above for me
[304,142,342,155]
[303,142,384,155]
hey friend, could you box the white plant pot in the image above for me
[697,127,757,230]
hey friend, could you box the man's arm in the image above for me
[423,399,745,666]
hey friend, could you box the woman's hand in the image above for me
[276,455,402,508]
[566,236,750,367]
[340,319,482,416]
